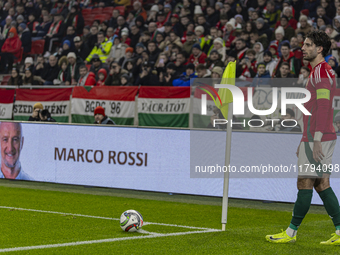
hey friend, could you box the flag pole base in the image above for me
[222,223,226,231]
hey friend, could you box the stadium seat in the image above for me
[1,75,10,85]
[29,40,45,57]
[94,14,108,23]
[103,7,114,14]
[14,48,23,64]
[92,8,103,15]
[114,6,125,15]
[82,9,92,16]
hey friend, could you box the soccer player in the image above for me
[266,31,340,245]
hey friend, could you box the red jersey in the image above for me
[302,61,337,142]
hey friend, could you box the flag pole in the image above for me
[221,102,233,231]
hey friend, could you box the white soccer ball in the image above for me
[120,210,144,232]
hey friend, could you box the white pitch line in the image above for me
[0,229,221,253]
[0,206,216,231]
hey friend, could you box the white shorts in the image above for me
[298,140,336,177]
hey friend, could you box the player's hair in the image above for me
[306,31,331,57]
[281,42,291,49]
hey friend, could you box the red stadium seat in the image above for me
[1,75,10,85]
[103,7,114,14]
[14,48,23,64]
[114,6,125,15]
[30,40,45,56]
[92,8,103,15]
[82,9,92,16]
[94,14,109,23]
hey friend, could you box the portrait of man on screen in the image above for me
[0,122,32,180]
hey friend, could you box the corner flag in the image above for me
[215,61,236,120]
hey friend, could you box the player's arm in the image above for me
[313,68,332,161]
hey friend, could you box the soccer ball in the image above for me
[120,210,144,232]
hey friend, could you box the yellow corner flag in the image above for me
[215,61,236,120]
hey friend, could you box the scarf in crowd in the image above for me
[78,73,89,86]
[47,20,62,36]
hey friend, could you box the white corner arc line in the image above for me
[0,229,221,253]
[0,206,218,231]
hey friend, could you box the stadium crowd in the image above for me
[1,0,340,87]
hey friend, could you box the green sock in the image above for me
[290,189,313,229]
[318,187,340,228]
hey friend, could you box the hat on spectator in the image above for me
[84,25,90,30]
[192,43,201,50]
[151,5,159,12]
[186,63,195,71]
[215,2,223,9]
[299,15,308,22]
[164,3,172,9]
[226,18,236,29]
[228,50,237,59]
[213,37,224,46]
[92,54,100,61]
[334,16,340,24]
[16,15,24,21]
[94,106,105,116]
[43,51,51,58]
[172,14,179,19]
[50,8,58,15]
[63,40,71,47]
[300,9,309,17]
[283,0,291,4]
[281,15,289,21]
[125,47,134,53]
[187,31,195,36]
[256,18,265,25]
[5,15,12,21]
[275,26,285,36]
[121,73,130,80]
[121,27,129,36]
[195,25,204,33]
[33,102,43,110]
[19,23,26,30]
[263,50,272,57]
[25,57,33,64]
[9,27,17,36]
[136,42,146,49]
[235,14,243,21]
[194,5,203,14]
[67,52,76,59]
[210,49,219,55]
[158,11,165,16]
[74,36,81,42]
[164,21,172,27]
[248,7,255,12]
[166,62,176,70]
[257,62,266,68]
[212,66,223,76]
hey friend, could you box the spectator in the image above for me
[315,6,332,25]
[224,18,236,50]
[147,41,161,66]
[296,66,311,87]
[118,47,134,68]
[281,7,298,29]
[61,26,76,51]
[33,55,46,77]
[134,61,159,85]
[40,109,56,122]
[183,31,198,55]
[17,23,30,55]
[33,14,52,41]
[264,0,281,28]
[96,68,108,86]
[1,16,12,42]
[159,62,178,86]
[274,42,300,77]
[206,49,224,70]
[0,27,22,73]
[23,57,34,73]
[109,9,120,28]
[114,16,128,37]
[73,36,90,62]
[86,25,99,51]
[272,108,301,132]
[290,36,303,61]
[234,38,248,61]
[174,51,187,74]
[64,52,84,85]
[206,5,219,27]
[105,61,128,85]
[85,31,112,64]
[188,43,207,67]
[77,65,96,86]
[211,66,223,79]
[54,56,68,85]
[274,62,296,80]
[7,67,23,86]
[44,10,65,53]
[82,25,92,46]
[173,63,197,87]
[263,51,278,77]
[89,54,109,80]
[38,55,60,85]
[54,0,68,18]
[120,27,130,46]
[253,42,264,63]
[238,49,257,80]
[23,67,35,85]
[58,40,71,58]
[106,36,127,64]
[277,15,295,41]
[334,111,340,132]
[130,24,141,49]
[120,73,132,86]
[28,102,43,121]
[251,63,271,87]
[159,31,183,51]
[94,106,115,125]
[132,1,147,21]
[196,64,211,78]
[271,26,290,57]
[256,18,272,41]
[250,30,268,51]
[64,5,84,35]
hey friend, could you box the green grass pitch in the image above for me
[0,180,339,254]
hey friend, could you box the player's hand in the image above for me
[296,142,301,158]
[313,141,325,162]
